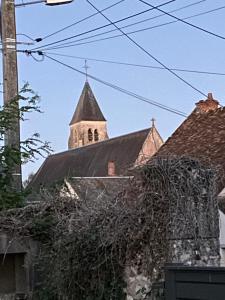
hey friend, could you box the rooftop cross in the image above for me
[151,118,156,128]
[83,59,90,82]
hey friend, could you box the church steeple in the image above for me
[70,82,106,125]
[68,82,108,149]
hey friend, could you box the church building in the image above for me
[30,81,163,189]
[68,81,108,149]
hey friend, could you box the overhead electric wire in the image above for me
[41,0,126,40]
[43,53,187,117]
[44,52,225,76]
[31,0,175,51]
[42,3,224,52]
[85,0,206,97]
[46,5,225,51]
[40,0,206,51]
[16,2,126,44]
[138,0,225,41]
[17,33,36,42]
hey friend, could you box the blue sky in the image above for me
[2,0,225,180]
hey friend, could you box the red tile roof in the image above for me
[156,93,225,192]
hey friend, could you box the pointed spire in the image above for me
[70,81,106,125]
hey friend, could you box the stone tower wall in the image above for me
[68,120,108,149]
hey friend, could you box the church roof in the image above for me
[29,128,150,189]
[70,82,106,125]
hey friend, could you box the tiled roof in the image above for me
[156,94,225,192]
[30,128,150,189]
[70,82,106,124]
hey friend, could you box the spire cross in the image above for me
[83,60,90,82]
[151,118,156,127]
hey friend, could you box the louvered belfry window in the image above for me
[94,129,99,141]
[88,129,93,141]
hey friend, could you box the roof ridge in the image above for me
[50,127,151,158]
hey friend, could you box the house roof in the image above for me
[155,93,225,192]
[63,177,130,202]
[30,128,151,189]
[70,81,106,125]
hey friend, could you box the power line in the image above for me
[40,0,206,50]
[42,0,126,40]
[138,0,225,41]
[17,2,127,45]
[17,33,35,42]
[44,52,225,76]
[18,49,187,117]
[42,4,225,51]
[15,2,126,45]
[85,0,206,97]
[31,0,175,51]
[42,53,187,117]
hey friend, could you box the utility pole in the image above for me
[1,0,22,191]
[0,0,74,193]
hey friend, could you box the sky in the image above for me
[1,0,225,180]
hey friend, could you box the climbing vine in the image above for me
[0,156,219,299]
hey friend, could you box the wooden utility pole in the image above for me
[1,0,22,191]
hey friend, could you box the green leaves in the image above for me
[0,83,52,210]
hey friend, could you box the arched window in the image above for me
[94,129,99,141]
[88,129,93,141]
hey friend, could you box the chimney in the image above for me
[108,161,116,176]
[195,93,220,113]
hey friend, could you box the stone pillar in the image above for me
[124,157,220,300]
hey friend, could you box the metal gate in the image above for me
[165,265,225,300]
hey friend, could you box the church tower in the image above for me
[68,81,108,149]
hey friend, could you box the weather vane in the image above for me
[83,60,90,82]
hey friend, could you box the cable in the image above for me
[138,0,225,41]
[44,52,225,76]
[17,33,42,43]
[41,0,206,50]
[43,4,225,51]
[45,2,224,52]
[15,2,126,45]
[31,0,175,51]
[30,52,45,62]
[42,0,126,40]
[43,53,187,117]
[20,49,187,117]
[17,33,35,42]
[86,0,206,97]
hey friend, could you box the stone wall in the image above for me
[135,127,163,166]
[0,233,39,300]
[124,158,220,300]
[0,295,14,300]
[125,238,220,300]
[170,238,220,266]
[68,120,108,149]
